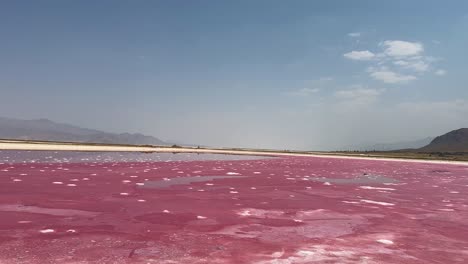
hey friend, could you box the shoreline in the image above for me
[1,140,467,166]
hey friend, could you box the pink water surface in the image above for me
[1,153,467,263]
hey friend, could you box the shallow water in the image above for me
[309,174,398,184]
[0,150,269,164]
[140,175,248,189]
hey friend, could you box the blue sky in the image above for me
[1,1,467,149]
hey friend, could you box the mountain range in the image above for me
[0,117,167,146]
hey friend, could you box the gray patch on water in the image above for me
[0,151,270,163]
[309,174,397,185]
[140,175,248,189]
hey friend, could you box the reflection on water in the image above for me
[0,151,269,163]
[140,175,248,189]
[309,174,397,185]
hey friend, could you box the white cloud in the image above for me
[369,70,417,84]
[343,50,375,61]
[286,77,334,96]
[381,40,424,57]
[287,88,320,97]
[348,32,361,38]
[334,87,382,100]
[393,60,409,66]
[435,69,447,76]
[343,39,440,84]
[334,86,384,106]
[394,60,429,73]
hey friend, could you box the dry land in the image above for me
[1,139,468,165]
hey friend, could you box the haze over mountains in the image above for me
[0,117,467,152]
[345,137,434,152]
[0,117,167,146]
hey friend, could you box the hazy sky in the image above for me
[1,1,467,150]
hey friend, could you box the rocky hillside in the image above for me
[419,128,468,152]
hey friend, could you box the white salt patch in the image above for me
[438,208,455,211]
[18,220,32,224]
[360,199,395,206]
[13,179,22,182]
[39,229,55,234]
[120,192,129,196]
[163,210,170,213]
[66,229,76,233]
[359,186,396,191]
[82,178,90,181]
[449,191,459,194]
[163,178,171,181]
[136,182,145,186]
[250,187,257,190]
[122,180,131,183]
[130,175,138,178]
[271,251,284,258]
[52,182,63,185]
[20,173,27,176]
[226,172,240,175]
[294,219,303,222]
[253,172,261,174]
[197,215,207,219]
[66,184,77,187]
[137,199,146,202]
[323,182,331,185]
[205,183,214,186]
[230,191,239,194]
[238,210,251,216]
[297,250,315,256]
[376,239,394,245]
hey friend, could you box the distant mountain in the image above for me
[419,128,468,152]
[344,137,434,151]
[0,117,167,146]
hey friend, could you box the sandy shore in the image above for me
[1,141,467,166]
